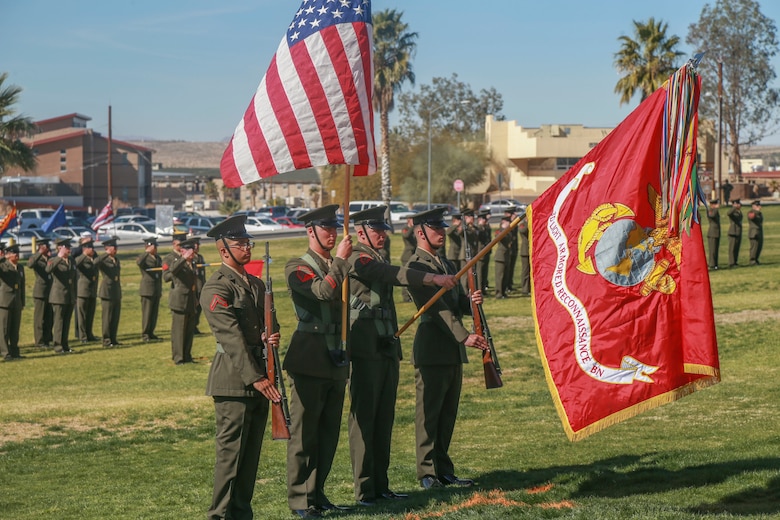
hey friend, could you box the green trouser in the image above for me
[495,261,507,296]
[141,294,160,339]
[52,303,74,352]
[520,255,531,294]
[708,237,720,268]
[728,235,741,266]
[171,309,195,363]
[77,296,96,341]
[286,372,346,511]
[33,297,53,347]
[749,237,763,264]
[348,356,399,501]
[208,396,268,520]
[101,298,120,345]
[414,364,462,480]
[0,305,21,358]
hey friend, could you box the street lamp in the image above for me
[426,100,470,210]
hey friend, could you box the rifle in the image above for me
[263,242,291,440]
[464,218,503,389]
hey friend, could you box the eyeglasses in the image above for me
[229,241,255,251]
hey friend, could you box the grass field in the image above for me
[1,206,780,519]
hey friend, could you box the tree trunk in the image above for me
[380,105,392,222]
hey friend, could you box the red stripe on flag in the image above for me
[355,22,375,176]
[265,56,310,171]
[220,139,243,188]
[241,93,276,180]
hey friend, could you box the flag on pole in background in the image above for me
[91,200,114,231]
[528,59,720,441]
[0,205,18,237]
[41,203,66,233]
[244,259,265,278]
[220,0,376,188]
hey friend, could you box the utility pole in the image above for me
[107,105,113,202]
[717,59,723,199]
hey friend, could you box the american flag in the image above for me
[91,199,115,231]
[220,0,376,188]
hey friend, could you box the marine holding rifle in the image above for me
[283,204,352,518]
[404,207,488,490]
[346,206,456,507]
[200,215,281,520]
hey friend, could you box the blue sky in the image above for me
[3,0,780,143]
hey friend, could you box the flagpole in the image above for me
[341,164,352,354]
[395,211,527,338]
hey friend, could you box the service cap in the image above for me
[206,214,253,240]
[350,205,392,231]
[412,207,449,228]
[299,204,340,228]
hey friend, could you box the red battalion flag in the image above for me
[528,59,720,441]
[220,0,376,188]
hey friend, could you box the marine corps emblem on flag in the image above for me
[529,59,720,441]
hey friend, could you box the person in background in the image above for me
[748,199,764,266]
[28,238,53,349]
[706,199,721,270]
[47,238,77,355]
[137,237,163,342]
[405,207,487,490]
[506,206,519,293]
[201,215,281,520]
[476,210,492,293]
[192,237,207,334]
[96,237,122,347]
[494,217,513,299]
[164,237,198,365]
[0,244,25,361]
[445,212,462,267]
[346,205,456,507]
[517,216,530,296]
[727,199,743,268]
[284,204,352,518]
[400,216,417,302]
[75,239,99,343]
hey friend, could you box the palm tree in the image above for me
[373,9,418,216]
[0,72,37,175]
[614,18,684,105]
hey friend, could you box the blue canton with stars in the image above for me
[286,0,371,45]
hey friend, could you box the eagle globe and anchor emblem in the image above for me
[548,162,683,385]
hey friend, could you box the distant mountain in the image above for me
[129,140,225,169]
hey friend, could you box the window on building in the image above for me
[556,157,580,171]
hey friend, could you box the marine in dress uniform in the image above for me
[404,207,488,490]
[284,204,353,518]
[400,217,417,302]
[445,212,463,266]
[201,215,281,520]
[476,210,492,293]
[727,199,743,267]
[493,217,513,299]
[517,215,530,296]
[28,239,53,348]
[47,238,77,354]
[706,199,721,270]
[505,206,519,292]
[748,200,764,265]
[136,237,163,342]
[456,208,479,291]
[163,238,198,364]
[346,206,456,506]
[193,238,207,334]
[96,237,122,347]
[75,240,99,342]
[0,244,25,361]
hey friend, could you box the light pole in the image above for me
[426,100,470,210]
[717,59,723,197]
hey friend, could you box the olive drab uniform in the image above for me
[517,219,530,295]
[727,203,743,267]
[28,250,53,348]
[47,254,77,353]
[707,203,721,269]
[95,251,122,346]
[748,204,763,265]
[163,249,197,364]
[457,220,479,291]
[494,220,514,298]
[284,249,350,512]
[202,264,279,520]
[406,247,472,482]
[445,220,463,268]
[193,251,206,333]
[75,251,98,342]
[400,223,417,302]
[347,241,431,502]
[137,250,162,341]
[0,258,25,360]
[476,217,492,292]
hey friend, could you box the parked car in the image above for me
[180,216,226,235]
[51,226,96,241]
[97,223,159,242]
[348,200,415,223]
[478,199,526,215]
[273,216,304,228]
[412,203,458,217]
[286,208,310,219]
[18,208,56,230]
[255,206,290,218]
[112,214,155,225]
[6,229,54,248]
[244,216,284,233]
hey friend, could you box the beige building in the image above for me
[483,115,719,203]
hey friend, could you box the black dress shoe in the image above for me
[440,474,474,487]
[317,500,350,511]
[175,360,185,365]
[381,490,408,499]
[420,476,443,489]
[292,507,322,518]
[356,499,376,507]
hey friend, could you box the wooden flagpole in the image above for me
[341,165,352,352]
[395,211,527,338]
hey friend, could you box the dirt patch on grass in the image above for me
[715,309,780,325]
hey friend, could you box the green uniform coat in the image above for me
[136,251,162,340]
[28,251,53,347]
[75,253,98,341]
[0,261,24,359]
[727,206,742,267]
[163,251,197,363]
[95,253,121,345]
[46,256,76,351]
[748,208,763,264]
[707,206,721,268]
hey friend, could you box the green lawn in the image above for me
[1,206,780,519]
